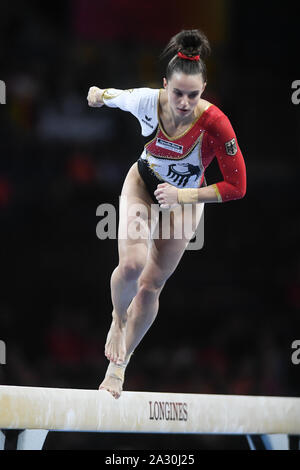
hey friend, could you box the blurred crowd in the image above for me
[0,1,299,450]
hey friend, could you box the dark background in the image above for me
[0,0,299,450]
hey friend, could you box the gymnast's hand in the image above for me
[87,86,105,107]
[154,183,179,209]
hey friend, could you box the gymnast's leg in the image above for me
[99,163,153,397]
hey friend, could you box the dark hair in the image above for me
[160,29,211,83]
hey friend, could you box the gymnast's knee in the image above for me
[118,259,144,283]
[137,276,166,300]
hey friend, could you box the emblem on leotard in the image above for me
[167,163,200,187]
[225,138,237,156]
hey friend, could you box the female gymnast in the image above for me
[87,29,246,398]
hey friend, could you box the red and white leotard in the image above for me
[102,87,246,202]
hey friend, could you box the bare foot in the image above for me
[105,320,127,365]
[99,375,123,399]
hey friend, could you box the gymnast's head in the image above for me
[160,29,211,118]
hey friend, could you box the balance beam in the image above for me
[1,386,300,450]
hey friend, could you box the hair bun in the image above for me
[177,30,211,60]
[160,29,211,61]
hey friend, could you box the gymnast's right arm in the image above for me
[87,86,158,137]
[87,86,141,115]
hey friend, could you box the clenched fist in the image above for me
[154,183,179,209]
[87,86,105,107]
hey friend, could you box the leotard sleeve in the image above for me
[102,88,159,136]
[207,114,247,202]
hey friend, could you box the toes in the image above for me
[111,355,119,364]
[112,390,120,399]
[98,384,121,399]
[105,351,116,363]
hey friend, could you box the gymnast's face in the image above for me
[163,72,206,119]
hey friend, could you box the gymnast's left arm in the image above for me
[207,114,247,203]
[177,115,247,204]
